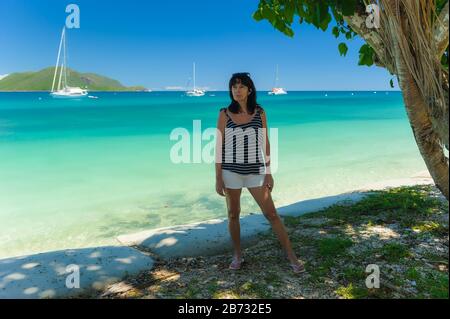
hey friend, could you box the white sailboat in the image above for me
[50,27,88,98]
[186,62,205,97]
[268,65,287,95]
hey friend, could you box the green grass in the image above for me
[239,281,274,298]
[412,221,449,236]
[335,284,369,299]
[422,252,448,263]
[342,266,367,282]
[306,258,336,283]
[417,271,449,299]
[206,282,220,296]
[283,216,303,227]
[183,286,202,298]
[405,267,421,281]
[302,185,442,224]
[263,272,283,286]
[379,242,411,262]
[317,237,353,257]
[212,290,241,299]
[150,185,447,300]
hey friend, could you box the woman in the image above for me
[215,72,305,273]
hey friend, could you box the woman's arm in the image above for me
[260,108,272,174]
[215,109,227,196]
[260,108,274,191]
[215,110,226,177]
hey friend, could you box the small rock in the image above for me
[438,265,447,271]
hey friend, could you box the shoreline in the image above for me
[0,170,438,298]
[115,170,434,260]
[0,90,403,93]
[0,90,151,93]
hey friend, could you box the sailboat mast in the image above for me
[63,28,68,88]
[51,27,65,92]
[275,64,279,87]
[57,29,65,91]
[193,62,196,90]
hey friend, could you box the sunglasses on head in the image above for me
[232,72,251,77]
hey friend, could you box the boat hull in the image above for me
[50,92,88,99]
[268,88,288,95]
[186,89,205,97]
[186,92,205,97]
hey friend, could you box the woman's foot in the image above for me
[229,257,244,270]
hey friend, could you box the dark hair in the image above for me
[227,72,261,114]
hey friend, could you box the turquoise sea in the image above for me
[0,91,426,258]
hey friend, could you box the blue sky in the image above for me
[0,0,397,90]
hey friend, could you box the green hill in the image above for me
[0,67,146,92]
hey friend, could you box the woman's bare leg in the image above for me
[225,188,243,260]
[247,186,301,266]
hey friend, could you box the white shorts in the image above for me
[222,169,265,189]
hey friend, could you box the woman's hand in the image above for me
[264,174,274,192]
[216,175,226,197]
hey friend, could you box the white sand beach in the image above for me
[0,170,437,299]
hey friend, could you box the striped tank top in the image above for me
[220,107,266,175]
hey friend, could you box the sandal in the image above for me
[290,261,306,274]
[229,257,244,270]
